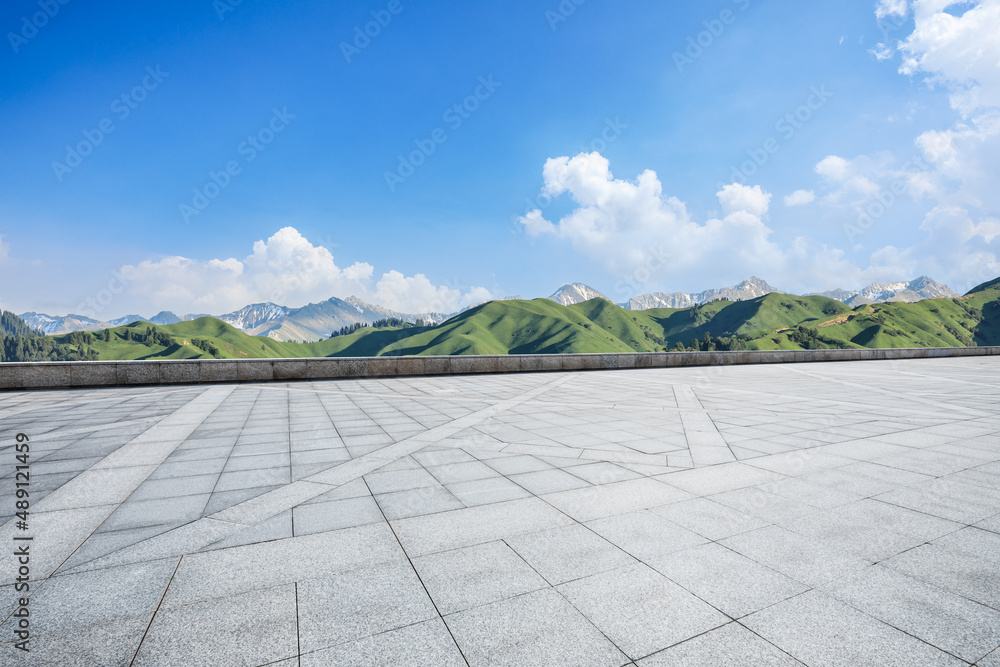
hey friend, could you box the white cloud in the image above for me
[718,184,772,217]
[870,42,895,61]
[920,204,1000,244]
[814,155,852,182]
[519,209,556,236]
[372,271,494,314]
[814,155,883,201]
[876,0,909,19]
[829,0,1000,291]
[119,227,493,315]
[898,0,1000,115]
[518,3,1000,297]
[516,148,1000,295]
[517,153,780,279]
[784,190,816,206]
[867,206,1000,289]
[516,152,881,294]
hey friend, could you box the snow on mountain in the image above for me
[18,312,105,334]
[262,297,446,342]
[344,296,447,325]
[18,312,60,333]
[108,314,146,327]
[546,284,611,306]
[16,297,445,342]
[814,276,958,307]
[216,303,291,331]
[212,296,449,342]
[625,277,780,310]
[14,276,959,340]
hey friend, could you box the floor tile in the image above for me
[650,543,808,619]
[297,561,437,654]
[413,541,548,614]
[558,563,729,660]
[445,588,628,667]
[742,590,964,667]
[506,523,637,585]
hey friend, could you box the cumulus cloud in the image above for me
[897,0,1000,115]
[784,190,816,207]
[372,271,494,314]
[119,227,493,315]
[814,156,852,182]
[519,209,556,236]
[865,206,1000,289]
[516,152,880,293]
[514,2,1000,296]
[517,153,779,277]
[824,0,1000,290]
[718,184,771,217]
[515,146,1000,295]
[814,155,884,203]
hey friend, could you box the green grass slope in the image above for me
[967,277,1000,295]
[804,292,999,349]
[381,299,638,356]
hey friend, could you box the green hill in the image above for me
[1,311,98,362]
[8,280,1000,362]
[967,277,1000,295]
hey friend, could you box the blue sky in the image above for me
[1,0,998,316]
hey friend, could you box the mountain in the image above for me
[626,277,780,310]
[18,310,205,334]
[218,296,446,342]
[968,276,1000,295]
[11,276,962,340]
[17,297,443,343]
[547,284,610,306]
[216,303,291,332]
[1,311,100,362]
[814,276,958,307]
[148,311,184,325]
[108,314,146,327]
[18,312,108,335]
[39,278,1000,361]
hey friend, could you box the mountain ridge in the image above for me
[546,284,611,306]
[17,275,962,338]
[24,279,1000,362]
[625,277,780,310]
[811,276,958,307]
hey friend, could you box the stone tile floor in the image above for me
[0,356,999,665]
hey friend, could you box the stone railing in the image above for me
[1,346,997,390]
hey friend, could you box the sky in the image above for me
[1,0,998,318]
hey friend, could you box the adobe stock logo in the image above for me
[213,0,243,21]
[340,0,407,64]
[52,66,170,183]
[546,0,587,31]
[179,108,296,223]
[673,0,751,73]
[7,0,71,54]
[384,76,501,192]
[721,84,833,188]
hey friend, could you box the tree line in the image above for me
[330,317,418,338]
[0,311,98,362]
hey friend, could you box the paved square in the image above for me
[1,356,999,665]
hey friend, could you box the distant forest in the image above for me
[0,311,99,362]
[330,317,421,338]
